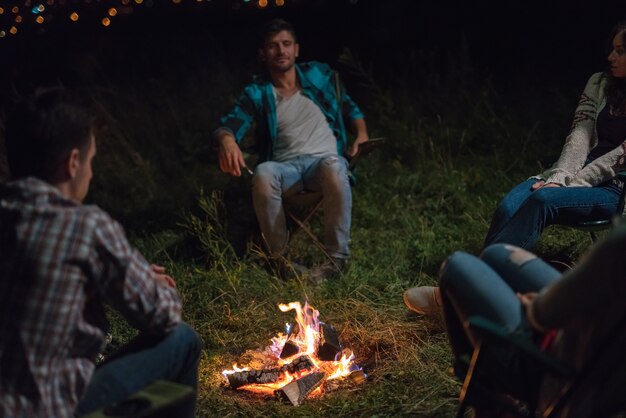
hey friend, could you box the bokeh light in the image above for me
[258,0,268,8]
[276,0,284,5]
[101,17,110,26]
[12,6,19,14]
[15,15,23,23]
[70,12,79,21]
[36,15,44,23]
[9,26,18,35]
[108,7,117,16]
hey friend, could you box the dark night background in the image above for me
[1,0,626,230]
[2,0,625,99]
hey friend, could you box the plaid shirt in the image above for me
[215,61,365,161]
[0,178,181,418]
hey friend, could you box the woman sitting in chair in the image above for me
[404,20,626,316]
[484,21,626,250]
[440,223,626,417]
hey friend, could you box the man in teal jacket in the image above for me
[215,19,369,281]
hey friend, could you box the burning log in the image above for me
[276,372,326,406]
[279,323,300,359]
[316,322,341,361]
[226,356,314,389]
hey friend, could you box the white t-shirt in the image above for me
[272,88,337,162]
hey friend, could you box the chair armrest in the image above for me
[615,171,626,214]
[348,137,386,170]
[467,316,573,378]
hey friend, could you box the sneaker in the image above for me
[403,286,441,315]
[308,257,348,284]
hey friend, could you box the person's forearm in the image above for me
[351,118,368,139]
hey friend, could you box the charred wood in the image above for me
[276,372,326,406]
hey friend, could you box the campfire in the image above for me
[222,301,366,406]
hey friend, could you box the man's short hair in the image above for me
[258,18,297,47]
[4,87,95,181]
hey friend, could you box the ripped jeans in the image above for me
[438,244,562,403]
[251,154,352,259]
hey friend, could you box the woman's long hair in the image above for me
[606,22,626,116]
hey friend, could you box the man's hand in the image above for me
[151,264,176,288]
[347,136,369,158]
[517,292,538,309]
[218,134,246,177]
[531,180,562,191]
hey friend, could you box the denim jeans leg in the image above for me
[438,252,540,401]
[304,155,352,258]
[480,244,562,293]
[484,178,539,247]
[252,161,305,255]
[486,181,621,249]
[75,323,201,418]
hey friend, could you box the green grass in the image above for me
[109,80,591,416]
[4,40,595,416]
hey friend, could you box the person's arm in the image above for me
[216,130,247,177]
[527,224,626,331]
[542,73,604,186]
[339,89,368,158]
[213,86,257,177]
[568,140,626,186]
[347,117,369,157]
[91,212,181,334]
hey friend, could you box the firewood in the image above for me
[279,325,300,359]
[226,356,314,389]
[317,322,341,361]
[276,372,326,406]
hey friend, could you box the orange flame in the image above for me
[222,301,361,395]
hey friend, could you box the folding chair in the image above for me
[81,379,194,418]
[570,170,626,241]
[456,313,626,418]
[283,137,386,262]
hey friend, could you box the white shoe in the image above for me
[403,286,441,315]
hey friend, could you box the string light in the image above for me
[0,0,293,39]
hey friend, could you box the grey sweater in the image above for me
[539,72,626,187]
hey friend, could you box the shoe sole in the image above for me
[403,291,436,316]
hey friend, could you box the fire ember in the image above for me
[222,301,365,406]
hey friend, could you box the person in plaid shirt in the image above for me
[0,88,200,417]
[215,18,370,282]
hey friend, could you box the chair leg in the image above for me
[286,210,334,262]
[456,339,485,418]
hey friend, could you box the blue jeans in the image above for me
[75,322,201,418]
[484,178,621,249]
[251,154,352,259]
[439,244,562,401]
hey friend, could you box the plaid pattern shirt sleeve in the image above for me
[0,178,181,418]
[90,213,181,334]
